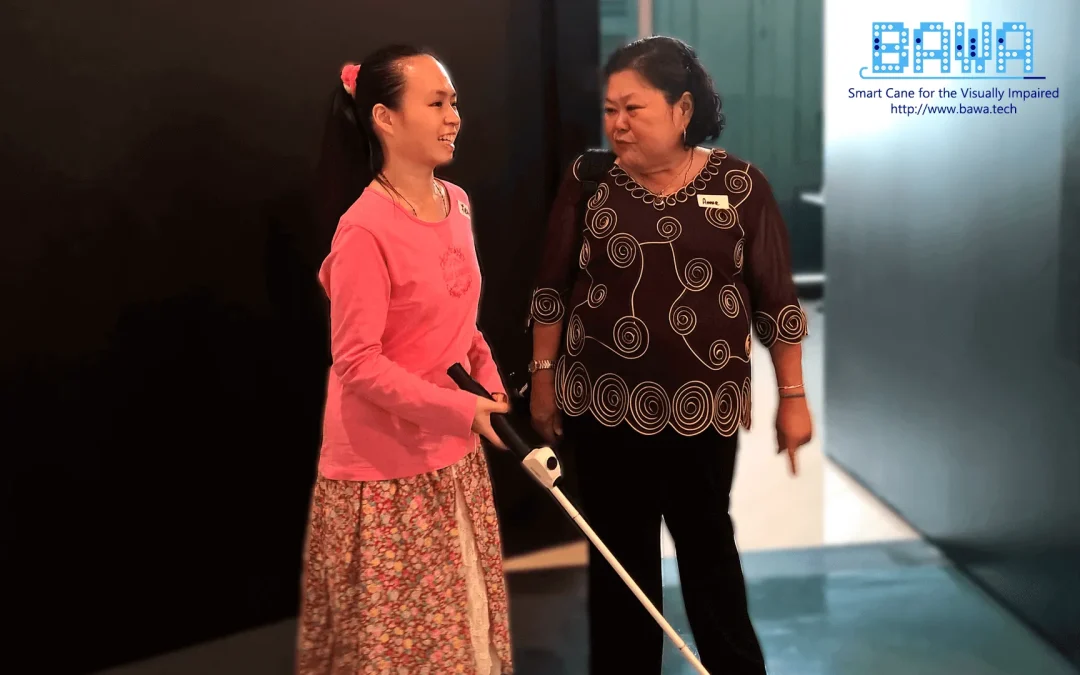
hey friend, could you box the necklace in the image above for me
[628,148,695,197]
[379,174,449,219]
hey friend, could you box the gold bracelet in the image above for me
[778,384,804,390]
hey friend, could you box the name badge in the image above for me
[697,194,729,209]
[458,200,471,218]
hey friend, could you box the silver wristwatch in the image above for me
[527,359,555,374]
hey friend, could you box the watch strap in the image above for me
[528,359,555,373]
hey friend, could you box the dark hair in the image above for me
[603,36,724,147]
[314,44,433,244]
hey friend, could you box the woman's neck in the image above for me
[625,146,697,195]
[379,158,436,201]
[375,157,447,219]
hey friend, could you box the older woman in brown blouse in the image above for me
[528,36,813,674]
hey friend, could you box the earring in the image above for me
[682,128,687,146]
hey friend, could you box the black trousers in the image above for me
[564,413,767,675]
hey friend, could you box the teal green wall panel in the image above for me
[600,0,638,63]
[653,0,823,272]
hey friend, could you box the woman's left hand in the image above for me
[776,396,813,475]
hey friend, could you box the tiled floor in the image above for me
[101,540,1076,675]
[508,543,1079,675]
[660,541,1078,675]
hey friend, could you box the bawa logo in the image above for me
[862,21,1041,80]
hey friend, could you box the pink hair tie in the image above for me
[341,63,360,96]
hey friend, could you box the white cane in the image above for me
[448,364,709,675]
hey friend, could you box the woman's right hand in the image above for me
[472,396,510,449]
[529,372,562,443]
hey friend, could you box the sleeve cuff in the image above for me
[446,388,479,439]
[752,305,809,348]
[530,287,566,325]
[480,375,505,398]
[472,362,504,398]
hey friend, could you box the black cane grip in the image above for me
[447,363,533,461]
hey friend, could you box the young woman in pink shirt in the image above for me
[296,45,513,674]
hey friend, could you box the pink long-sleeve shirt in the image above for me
[317,180,504,482]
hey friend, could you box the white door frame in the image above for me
[637,0,653,38]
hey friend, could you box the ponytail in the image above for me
[314,83,373,252]
[313,45,432,255]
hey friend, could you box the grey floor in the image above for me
[101,540,1076,675]
[663,541,1077,675]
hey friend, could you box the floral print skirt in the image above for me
[296,445,513,674]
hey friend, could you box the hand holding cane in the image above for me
[447,364,710,675]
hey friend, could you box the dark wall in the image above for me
[824,0,1080,665]
[1,0,598,671]
[481,0,602,558]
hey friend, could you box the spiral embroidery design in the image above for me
[535,152,807,437]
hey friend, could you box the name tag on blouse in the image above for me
[697,194,729,209]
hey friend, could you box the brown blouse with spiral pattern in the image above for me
[530,148,808,437]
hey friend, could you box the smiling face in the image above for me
[603,68,692,172]
[374,54,461,169]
